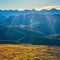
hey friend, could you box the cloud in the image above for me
[36,5,60,10]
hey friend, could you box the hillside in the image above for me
[0,44,60,60]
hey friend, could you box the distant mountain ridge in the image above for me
[0,8,60,16]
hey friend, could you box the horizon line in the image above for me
[0,5,60,11]
[0,8,60,11]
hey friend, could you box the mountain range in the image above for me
[0,8,60,45]
[0,8,60,17]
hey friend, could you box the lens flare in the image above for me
[45,14,56,34]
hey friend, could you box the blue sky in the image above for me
[0,0,60,10]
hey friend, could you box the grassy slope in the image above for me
[0,44,60,60]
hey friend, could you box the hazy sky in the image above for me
[0,0,60,10]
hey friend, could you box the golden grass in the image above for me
[0,44,60,60]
